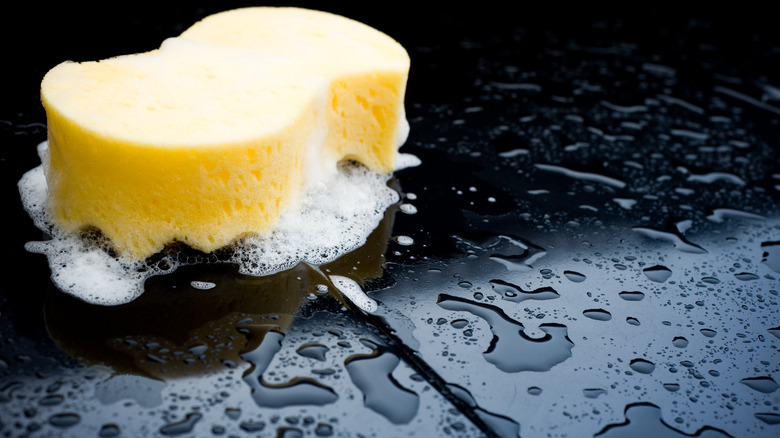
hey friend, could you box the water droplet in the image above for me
[583,309,612,321]
[48,413,80,428]
[490,279,559,302]
[38,394,64,406]
[315,423,334,436]
[740,376,779,393]
[527,386,542,395]
[643,265,672,283]
[663,383,680,392]
[239,421,265,432]
[700,328,717,337]
[626,317,641,326]
[311,368,336,377]
[672,337,689,348]
[564,270,586,282]
[296,343,329,362]
[98,424,121,437]
[159,413,202,435]
[450,319,469,329]
[619,291,645,301]
[438,294,574,372]
[734,272,759,281]
[583,388,607,399]
[613,198,637,210]
[225,407,241,420]
[345,343,419,424]
[277,426,304,438]
[629,358,655,374]
[188,344,208,355]
[701,277,720,285]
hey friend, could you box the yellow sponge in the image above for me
[40,7,410,259]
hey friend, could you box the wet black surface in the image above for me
[2,3,779,437]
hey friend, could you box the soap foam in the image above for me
[329,275,377,313]
[19,141,417,306]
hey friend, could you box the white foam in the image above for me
[396,152,422,170]
[19,141,418,306]
[329,275,377,313]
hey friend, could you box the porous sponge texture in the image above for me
[40,7,410,259]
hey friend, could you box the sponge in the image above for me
[40,7,410,259]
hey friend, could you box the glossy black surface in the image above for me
[2,4,779,437]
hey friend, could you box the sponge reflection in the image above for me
[42,204,396,381]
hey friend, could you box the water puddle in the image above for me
[94,374,165,408]
[487,236,548,272]
[345,340,419,424]
[446,383,520,438]
[596,403,732,437]
[490,279,559,302]
[437,294,573,372]
[755,413,780,425]
[632,227,706,254]
[240,327,338,408]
